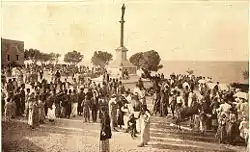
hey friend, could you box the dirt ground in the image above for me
[2,113,247,152]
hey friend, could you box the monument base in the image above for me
[107,66,136,77]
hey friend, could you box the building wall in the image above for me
[1,38,24,66]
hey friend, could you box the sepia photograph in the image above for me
[1,0,249,152]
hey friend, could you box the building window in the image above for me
[16,55,19,61]
[7,55,10,61]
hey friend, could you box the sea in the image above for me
[158,61,249,84]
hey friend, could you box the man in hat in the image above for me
[78,88,85,116]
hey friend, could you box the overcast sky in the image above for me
[1,0,249,61]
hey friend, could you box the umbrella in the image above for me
[233,92,248,100]
[198,79,206,84]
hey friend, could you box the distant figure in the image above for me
[123,69,129,79]
[55,70,61,81]
[213,82,220,95]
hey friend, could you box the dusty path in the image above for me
[2,114,247,152]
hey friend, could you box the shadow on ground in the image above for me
[2,121,46,152]
[2,119,99,152]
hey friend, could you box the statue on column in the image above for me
[121,4,125,21]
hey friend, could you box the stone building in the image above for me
[1,38,24,66]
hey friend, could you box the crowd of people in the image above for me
[148,73,249,146]
[1,64,153,151]
[1,64,249,151]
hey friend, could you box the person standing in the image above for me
[160,89,168,117]
[138,105,151,147]
[83,95,90,122]
[55,70,61,82]
[39,69,43,80]
[33,95,40,127]
[28,93,36,129]
[71,90,78,117]
[38,95,45,124]
[78,88,85,116]
[25,88,31,118]
[109,94,118,131]
[13,88,21,116]
[92,90,99,123]
[4,98,12,122]
[117,96,125,129]
[6,79,14,95]
[20,85,26,113]
[47,101,56,123]
[99,106,112,152]
[66,90,72,118]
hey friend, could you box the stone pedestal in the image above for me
[108,46,136,75]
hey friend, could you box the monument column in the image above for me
[120,4,125,47]
[108,4,136,75]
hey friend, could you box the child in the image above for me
[239,116,249,144]
[83,96,90,122]
[126,113,137,139]
[4,98,12,122]
[47,102,56,123]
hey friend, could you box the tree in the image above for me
[91,51,113,67]
[64,50,84,64]
[24,48,41,63]
[129,52,144,68]
[49,53,61,64]
[242,69,249,80]
[130,50,162,72]
[24,49,29,60]
[39,53,51,63]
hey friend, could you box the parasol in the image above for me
[198,79,206,84]
[233,92,248,100]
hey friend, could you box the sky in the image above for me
[1,0,249,61]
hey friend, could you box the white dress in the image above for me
[140,111,151,144]
[47,104,56,120]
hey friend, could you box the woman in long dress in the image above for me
[38,95,45,123]
[33,95,40,127]
[83,96,90,122]
[99,106,112,152]
[28,93,35,129]
[138,105,151,147]
[71,90,78,117]
[109,95,118,131]
[4,98,12,122]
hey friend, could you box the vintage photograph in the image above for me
[1,0,249,152]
